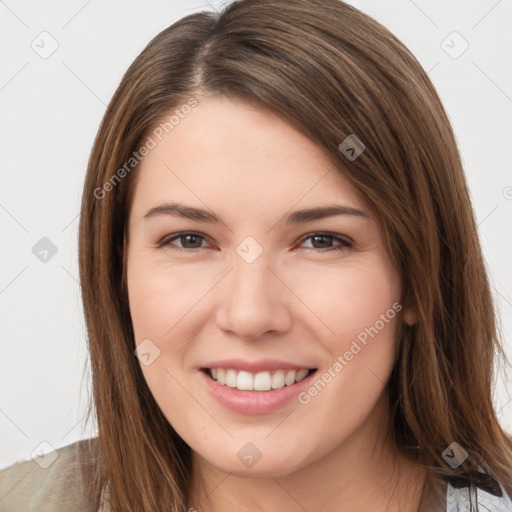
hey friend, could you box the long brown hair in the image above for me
[77,0,512,509]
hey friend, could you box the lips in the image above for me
[198,359,318,415]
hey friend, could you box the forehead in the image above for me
[129,96,369,223]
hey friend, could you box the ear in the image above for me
[403,304,418,326]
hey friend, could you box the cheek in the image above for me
[289,258,401,416]
[126,256,205,431]
[289,258,401,349]
[126,253,212,345]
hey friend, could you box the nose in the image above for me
[215,251,292,341]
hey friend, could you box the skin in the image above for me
[125,95,426,511]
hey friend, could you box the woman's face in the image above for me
[125,95,416,476]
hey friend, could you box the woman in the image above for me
[1,0,511,510]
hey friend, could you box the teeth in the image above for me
[217,368,226,385]
[208,368,312,391]
[225,369,237,388]
[237,371,254,390]
[253,371,272,391]
[295,369,309,382]
[271,370,285,389]
[284,370,296,386]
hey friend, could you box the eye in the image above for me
[158,232,210,251]
[298,232,352,252]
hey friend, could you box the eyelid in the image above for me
[297,231,352,246]
[157,231,212,249]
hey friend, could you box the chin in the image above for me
[195,441,312,478]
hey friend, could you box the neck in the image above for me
[188,392,429,512]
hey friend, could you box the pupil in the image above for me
[184,234,201,248]
[313,235,331,248]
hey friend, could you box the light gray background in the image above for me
[1,0,511,470]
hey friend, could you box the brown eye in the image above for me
[159,232,208,250]
[299,233,352,252]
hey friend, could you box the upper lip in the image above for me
[200,359,317,373]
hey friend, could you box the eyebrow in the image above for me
[143,202,369,224]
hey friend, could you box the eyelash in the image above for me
[157,232,352,253]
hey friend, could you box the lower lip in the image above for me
[199,370,316,415]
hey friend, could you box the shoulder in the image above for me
[0,438,100,512]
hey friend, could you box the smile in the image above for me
[199,364,318,415]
